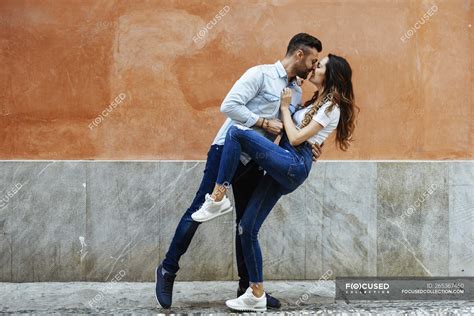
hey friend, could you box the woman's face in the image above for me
[308,56,328,86]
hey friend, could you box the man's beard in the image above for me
[296,69,311,79]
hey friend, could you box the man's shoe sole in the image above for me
[192,206,233,222]
[155,266,171,309]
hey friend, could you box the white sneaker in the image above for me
[225,287,267,312]
[191,194,233,222]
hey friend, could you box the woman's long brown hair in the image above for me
[299,54,359,151]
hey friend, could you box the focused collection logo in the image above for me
[336,277,473,301]
[345,282,390,294]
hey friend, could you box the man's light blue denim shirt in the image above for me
[212,61,303,163]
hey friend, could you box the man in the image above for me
[155,33,323,309]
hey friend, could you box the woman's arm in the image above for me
[280,88,324,146]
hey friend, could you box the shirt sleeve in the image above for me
[312,102,333,127]
[220,66,263,127]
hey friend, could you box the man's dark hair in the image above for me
[286,33,322,56]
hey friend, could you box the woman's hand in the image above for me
[280,88,292,111]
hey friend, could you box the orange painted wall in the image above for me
[0,0,472,160]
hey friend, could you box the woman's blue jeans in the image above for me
[216,125,313,282]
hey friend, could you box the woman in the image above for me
[192,54,359,312]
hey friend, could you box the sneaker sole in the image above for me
[226,303,267,312]
[237,290,280,309]
[192,206,233,222]
[154,266,160,304]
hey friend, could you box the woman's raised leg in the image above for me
[213,125,298,198]
[191,125,300,223]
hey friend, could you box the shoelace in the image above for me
[203,195,214,205]
[196,198,211,212]
[199,201,212,211]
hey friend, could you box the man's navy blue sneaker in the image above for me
[237,286,281,309]
[155,264,176,309]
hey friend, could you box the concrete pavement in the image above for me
[1,281,473,315]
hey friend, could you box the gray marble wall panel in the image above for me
[319,162,377,277]
[0,161,472,281]
[377,163,449,276]
[0,162,85,282]
[85,162,161,282]
[448,162,474,276]
[303,163,326,279]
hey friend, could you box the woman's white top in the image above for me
[291,101,340,145]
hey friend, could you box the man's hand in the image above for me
[264,119,283,135]
[312,142,324,162]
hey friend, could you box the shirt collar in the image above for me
[276,60,298,85]
[275,60,288,79]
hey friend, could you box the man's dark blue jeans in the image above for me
[162,144,263,286]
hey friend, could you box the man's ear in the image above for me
[295,49,304,61]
